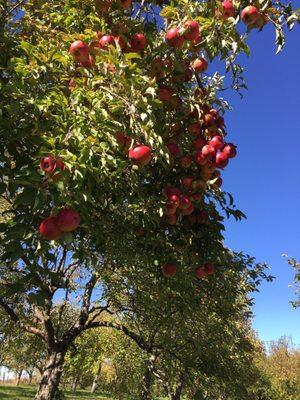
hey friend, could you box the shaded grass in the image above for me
[0,385,114,400]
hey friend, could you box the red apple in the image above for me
[182,176,194,189]
[195,151,208,166]
[158,87,173,102]
[167,143,180,157]
[55,208,81,232]
[164,186,181,198]
[165,204,177,215]
[69,41,90,61]
[222,0,235,19]
[39,216,62,241]
[193,137,207,150]
[241,6,260,25]
[162,263,177,277]
[204,262,215,275]
[188,122,202,135]
[215,151,229,168]
[222,143,237,158]
[192,58,208,73]
[195,266,206,278]
[40,156,56,173]
[129,145,152,166]
[178,195,191,210]
[165,28,185,48]
[184,20,200,41]
[167,214,177,225]
[99,35,115,48]
[181,203,194,215]
[209,135,224,150]
[203,113,216,127]
[130,33,147,51]
[168,194,180,208]
[180,156,192,168]
[201,145,216,159]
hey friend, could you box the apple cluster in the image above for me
[39,208,80,241]
[69,31,147,70]
[162,262,215,278]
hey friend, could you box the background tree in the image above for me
[0,1,299,400]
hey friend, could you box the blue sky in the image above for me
[217,24,300,344]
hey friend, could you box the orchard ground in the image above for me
[0,385,166,400]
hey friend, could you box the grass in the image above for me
[0,385,115,400]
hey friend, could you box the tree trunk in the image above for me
[141,355,156,400]
[28,370,34,384]
[17,370,23,386]
[35,351,65,400]
[70,376,78,393]
[90,360,102,393]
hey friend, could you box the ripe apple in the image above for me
[168,194,180,208]
[40,156,56,173]
[192,58,208,73]
[165,28,185,48]
[55,208,81,232]
[188,122,202,135]
[158,87,173,102]
[55,157,66,171]
[39,216,62,241]
[182,176,194,189]
[241,6,260,25]
[162,263,177,277]
[116,131,132,149]
[193,137,206,150]
[167,143,180,157]
[178,195,191,210]
[80,55,94,68]
[222,0,235,19]
[130,33,147,51]
[195,266,206,278]
[203,113,216,127]
[181,203,194,215]
[180,156,192,168]
[215,151,229,168]
[184,20,200,41]
[215,116,225,128]
[209,135,224,150]
[99,35,115,48]
[164,186,181,198]
[129,145,152,166]
[195,151,208,166]
[204,262,215,275]
[201,145,216,159]
[69,41,90,61]
[165,204,177,215]
[167,214,177,225]
[223,143,237,158]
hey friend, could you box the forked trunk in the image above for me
[16,370,23,386]
[90,360,102,393]
[35,351,65,400]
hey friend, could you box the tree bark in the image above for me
[90,360,102,393]
[141,355,156,400]
[70,376,78,393]
[16,370,23,386]
[34,351,65,400]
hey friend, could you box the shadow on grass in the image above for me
[0,385,36,399]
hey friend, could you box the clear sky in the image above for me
[216,24,300,345]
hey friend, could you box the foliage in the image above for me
[0,0,298,399]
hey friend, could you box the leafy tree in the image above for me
[0,1,299,400]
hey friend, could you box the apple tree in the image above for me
[0,0,299,399]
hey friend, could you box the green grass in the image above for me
[0,385,114,400]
